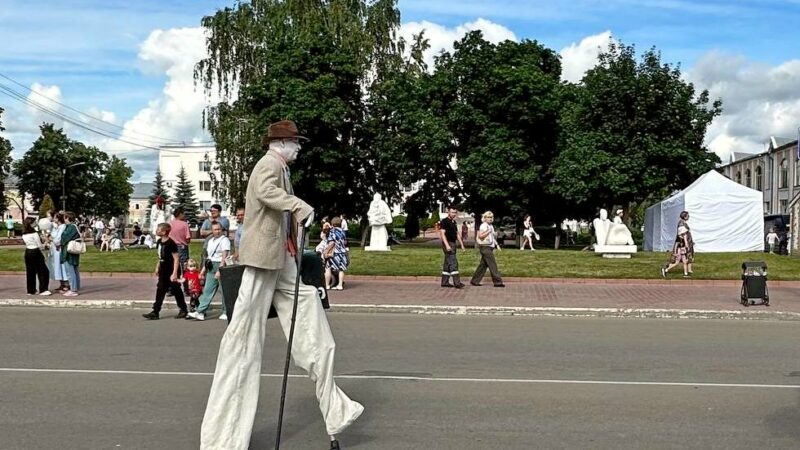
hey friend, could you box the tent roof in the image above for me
[680,170,761,197]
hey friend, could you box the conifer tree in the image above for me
[147,168,170,208]
[173,165,199,224]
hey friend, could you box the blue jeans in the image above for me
[197,262,225,314]
[65,263,81,292]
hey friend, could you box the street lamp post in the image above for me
[62,162,86,211]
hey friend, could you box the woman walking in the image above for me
[520,215,537,251]
[188,221,230,321]
[22,217,51,296]
[60,212,82,296]
[470,211,505,287]
[676,211,695,275]
[325,217,350,290]
[48,212,69,293]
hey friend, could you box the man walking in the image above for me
[169,207,191,271]
[438,206,466,288]
[200,120,363,450]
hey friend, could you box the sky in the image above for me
[1,0,800,182]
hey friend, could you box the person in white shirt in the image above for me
[766,228,780,254]
[93,218,105,246]
[470,211,505,287]
[21,217,51,296]
[188,221,230,321]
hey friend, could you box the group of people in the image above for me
[21,210,83,297]
[141,204,241,322]
[438,206,506,289]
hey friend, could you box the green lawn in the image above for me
[1,244,797,280]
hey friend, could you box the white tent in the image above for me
[644,170,764,252]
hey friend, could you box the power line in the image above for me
[0,82,163,151]
[0,71,216,146]
[0,82,216,154]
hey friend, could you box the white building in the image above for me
[158,144,228,214]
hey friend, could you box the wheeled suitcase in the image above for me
[219,250,330,323]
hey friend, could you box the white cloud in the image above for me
[688,51,800,160]
[400,18,517,69]
[558,31,615,83]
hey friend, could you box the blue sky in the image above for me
[2,0,800,181]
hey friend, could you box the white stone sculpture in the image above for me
[607,209,635,246]
[594,208,637,258]
[365,193,393,251]
[149,199,172,238]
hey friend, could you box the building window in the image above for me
[745,169,751,188]
[735,171,741,184]
[755,166,762,191]
[795,159,800,186]
[199,201,211,211]
[765,202,771,214]
[780,199,788,213]
[199,181,212,192]
[134,204,139,210]
[199,161,211,172]
[779,159,788,188]
[166,182,173,188]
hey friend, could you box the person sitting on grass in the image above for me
[142,223,188,320]
[99,228,112,252]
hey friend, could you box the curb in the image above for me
[2,271,799,287]
[1,299,797,321]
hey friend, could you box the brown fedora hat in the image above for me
[265,120,308,142]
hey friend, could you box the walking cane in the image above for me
[275,221,308,450]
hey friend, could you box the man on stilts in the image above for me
[200,120,363,450]
[439,205,466,288]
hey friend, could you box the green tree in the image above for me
[548,42,722,217]
[196,0,406,218]
[0,108,12,217]
[148,168,170,208]
[12,123,110,213]
[429,31,564,221]
[39,194,55,217]
[173,165,199,224]
[92,155,134,218]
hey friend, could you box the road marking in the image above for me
[1,367,799,389]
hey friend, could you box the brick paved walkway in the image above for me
[1,274,798,314]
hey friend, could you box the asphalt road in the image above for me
[0,308,799,449]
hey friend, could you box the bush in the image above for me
[420,216,439,232]
[392,215,406,228]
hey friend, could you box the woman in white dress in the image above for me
[48,212,69,292]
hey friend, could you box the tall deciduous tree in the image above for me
[12,123,123,214]
[173,165,200,224]
[92,156,134,218]
[428,31,564,221]
[196,0,405,217]
[0,107,13,216]
[148,168,170,208]
[548,42,722,217]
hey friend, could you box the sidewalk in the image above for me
[1,273,799,320]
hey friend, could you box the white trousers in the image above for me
[200,252,364,450]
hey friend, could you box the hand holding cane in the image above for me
[275,211,313,450]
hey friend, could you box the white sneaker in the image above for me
[38,290,52,296]
[219,314,228,321]
[194,312,205,321]
[187,311,199,320]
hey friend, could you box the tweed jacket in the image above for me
[238,151,313,270]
